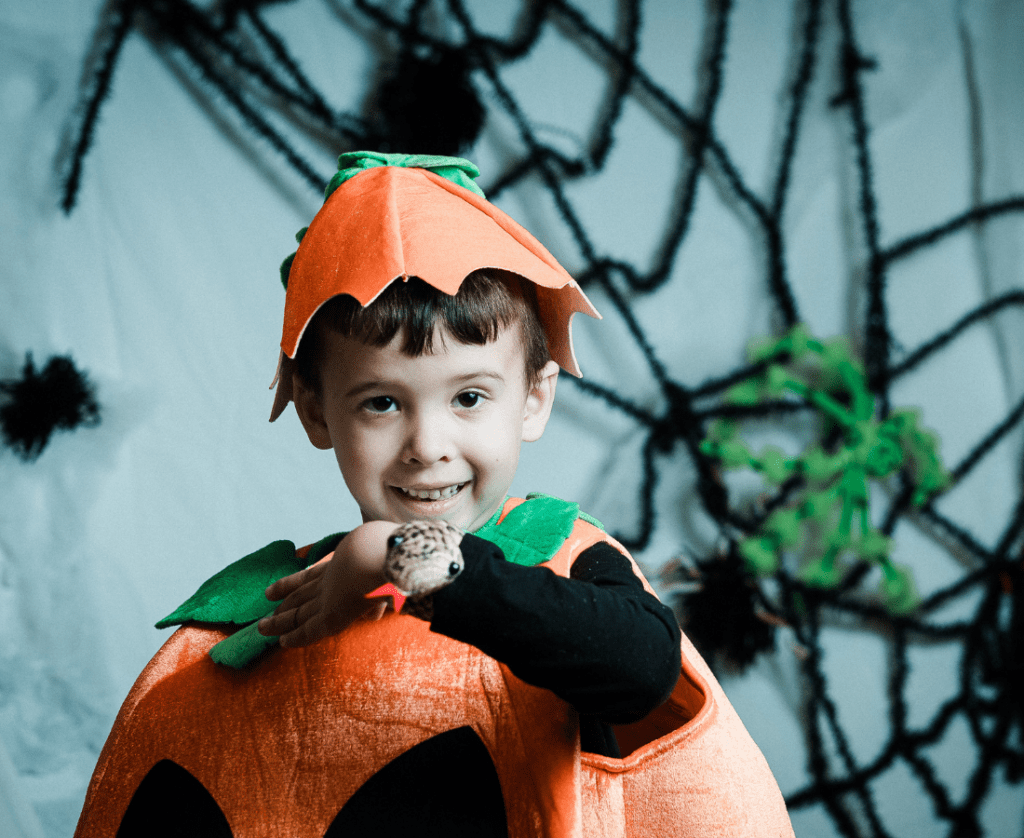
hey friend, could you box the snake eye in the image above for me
[448,561,461,577]
[387,534,404,551]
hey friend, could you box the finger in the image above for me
[277,606,327,649]
[266,561,326,601]
[274,577,322,615]
[259,600,310,638]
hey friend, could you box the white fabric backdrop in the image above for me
[1,1,1022,834]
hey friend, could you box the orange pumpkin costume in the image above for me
[74,497,793,837]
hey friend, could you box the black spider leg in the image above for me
[136,0,331,192]
[239,6,367,143]
[60,0,138,213]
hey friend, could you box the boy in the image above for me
[75,153,793,837]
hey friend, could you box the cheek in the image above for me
[332,424,384,481]
[475,414,523,472]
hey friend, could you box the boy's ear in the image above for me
[521,360,560,442]
[292,373,334,450]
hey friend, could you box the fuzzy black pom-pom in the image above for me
[0,354,101,461]
[674,547,777,673]
[366,46,485,157]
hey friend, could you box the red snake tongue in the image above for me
[365,582,406,613]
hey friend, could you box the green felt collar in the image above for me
[156,494,601,668]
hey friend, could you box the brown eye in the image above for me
[455,392,481,408]
[367,396,396,413]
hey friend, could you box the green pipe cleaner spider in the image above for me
[700,325,950,613]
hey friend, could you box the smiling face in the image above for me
[293,324,559,532]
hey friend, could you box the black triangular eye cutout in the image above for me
[325,726,508,838]
[117,759,232,838]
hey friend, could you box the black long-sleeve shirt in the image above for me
[433,533,681,754]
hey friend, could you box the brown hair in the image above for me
[294,270,551,391]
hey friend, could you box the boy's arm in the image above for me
[430,533,681,724]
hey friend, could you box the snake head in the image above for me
[366,520,464,619]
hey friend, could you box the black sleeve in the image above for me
[429,533,681,725]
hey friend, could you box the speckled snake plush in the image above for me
[376,520,465,620]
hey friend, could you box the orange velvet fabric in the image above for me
[74,501,794,837]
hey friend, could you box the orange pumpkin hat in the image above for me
[270,152,601,421]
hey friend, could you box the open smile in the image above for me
[394,482,468,502]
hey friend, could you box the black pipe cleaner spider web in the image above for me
[60,0,1024,835]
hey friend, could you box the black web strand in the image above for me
[571,379,659,427]
[445,0,551,62]
[452,1,674,388]
[917,504,996,564]
[624,0,732,295]
[918,565,997,616]
[158,1,328,119]
[994,490,1024,558]
[550,0,784,310]
[890,290,1024,381]
[770,0,824,218]
[612,431,663,551]
[791,615,879,836]
[883,196,1024,264]
[763,0,827,328]
[835,0,889,407]
[945,388,1024,487]
[554,0,642,172]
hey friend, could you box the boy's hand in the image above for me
[258,520,398,648]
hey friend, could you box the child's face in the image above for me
[294,324,558,532]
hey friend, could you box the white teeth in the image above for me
[399,483,464,501]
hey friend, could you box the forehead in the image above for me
[319,323,528,391]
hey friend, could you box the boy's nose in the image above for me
[401,414,452,465]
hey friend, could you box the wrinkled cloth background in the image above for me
[1,1,1022,835]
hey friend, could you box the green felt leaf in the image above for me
[210,621,278,669]
[155,540,303,628]
[475,494,585,566]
